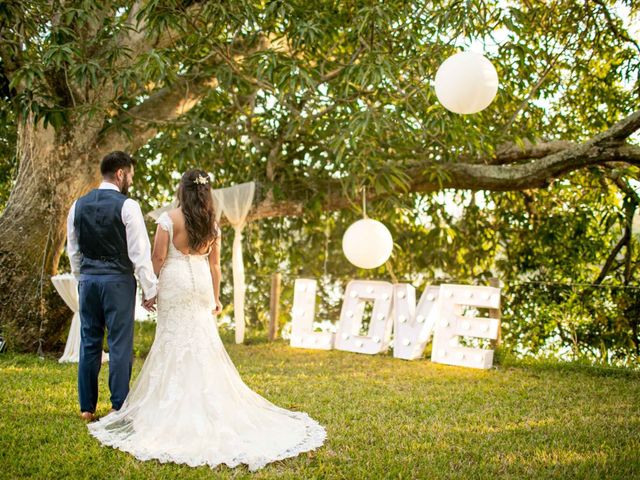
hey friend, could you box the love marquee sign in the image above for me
[289,279,501,370]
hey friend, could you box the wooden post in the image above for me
[268,273,282,341]
[489,277,501,346]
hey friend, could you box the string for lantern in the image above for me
[361,185,367,219]
[322,215,331,278]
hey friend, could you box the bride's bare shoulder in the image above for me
[167,208,184,223]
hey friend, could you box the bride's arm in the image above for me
[151,224,169,276]
[208,233,222,303]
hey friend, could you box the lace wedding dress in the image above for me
[88,212,326,471]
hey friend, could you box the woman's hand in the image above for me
[213,299,223,315]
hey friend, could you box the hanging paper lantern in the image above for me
[434,51,499,114]
[342,219,393,269]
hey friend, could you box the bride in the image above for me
[88,169,327,471]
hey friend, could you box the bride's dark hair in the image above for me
[177,169,219,251]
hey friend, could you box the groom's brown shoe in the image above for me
[80,411,96,422]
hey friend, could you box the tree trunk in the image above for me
[0,116,100,352]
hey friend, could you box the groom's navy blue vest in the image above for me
[74,189,134,275]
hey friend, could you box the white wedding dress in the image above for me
[88,212,326,471]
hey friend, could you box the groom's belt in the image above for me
[82,253,131,262]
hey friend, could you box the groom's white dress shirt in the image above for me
[66,181,158,300]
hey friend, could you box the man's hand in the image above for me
[142,295,157,312]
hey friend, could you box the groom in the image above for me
[66,151,158,422]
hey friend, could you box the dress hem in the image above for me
[87,410,327,472]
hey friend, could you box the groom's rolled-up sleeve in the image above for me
[122,199,158,300]
[66,201,82,280]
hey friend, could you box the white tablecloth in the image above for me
[52,274,155,364]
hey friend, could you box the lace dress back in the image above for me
[88,211,326,471]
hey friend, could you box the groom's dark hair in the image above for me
[100,151,136,177]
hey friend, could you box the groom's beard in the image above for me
[120,180,131,196]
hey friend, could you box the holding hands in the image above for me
[143,295,157,312]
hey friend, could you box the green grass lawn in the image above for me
[1,323,639,479]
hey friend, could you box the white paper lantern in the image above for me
[434,51,499,114]
[342,218,393,269]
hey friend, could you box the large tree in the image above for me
[0,0,638,352]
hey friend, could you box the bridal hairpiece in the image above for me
[194,174,209,185]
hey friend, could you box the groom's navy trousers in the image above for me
[78,273,136,412]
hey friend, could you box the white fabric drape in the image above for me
[52,274,109,364]
[149,181,255,344]
[211,182,255,344]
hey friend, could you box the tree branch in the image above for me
[95,35,270,156]
[591,0,640,55]
[109,1,206,70]
[481,139,576,165]
[595,228,630,285]
[243,109,640,221]
[95,73,217,156]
